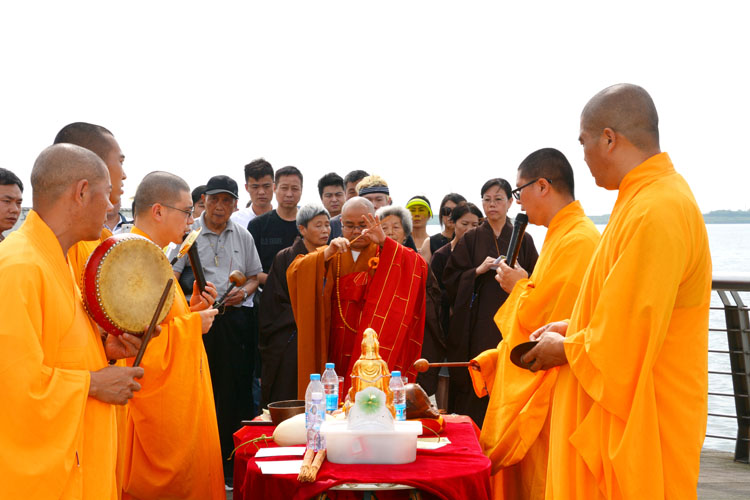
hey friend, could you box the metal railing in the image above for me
[708,276,750,463]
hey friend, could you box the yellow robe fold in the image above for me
[68,225,129,499]
[547,153,712,499]
[471,200,600,500]
[0,210,117,500]
[121,226,225,500]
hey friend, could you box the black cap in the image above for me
[205,175,239,199]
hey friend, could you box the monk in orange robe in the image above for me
[527,84,712,499]
[53,122,127,285]
[0,144,145,500]
[120,171,225,499]
[288,197,428,398]
[470,148,600,499]
[54,122,131,496]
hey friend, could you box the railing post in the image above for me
[717,289,750,463]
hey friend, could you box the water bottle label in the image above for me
[395,403,406,421]
[325,393,338,412]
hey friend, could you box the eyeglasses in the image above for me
[440,206,452,217]
[511,178,552,201]
[160,204,194,218]
[342,222,368,232]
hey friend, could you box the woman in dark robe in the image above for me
[419,192,466,263]
[259,203,330,406]
[431,203,483,335]
[442,178,539,428]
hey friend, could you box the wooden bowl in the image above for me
[268,400,305,426]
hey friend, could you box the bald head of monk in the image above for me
[341,196,376,250]
[133,171,194,248]
[54,122,126,205]
[579,83,662,189]
[515,148,576,227]
[31,144,112,254]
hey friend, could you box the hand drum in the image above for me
[82,234,175,336]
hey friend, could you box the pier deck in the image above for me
[699,449,750,499]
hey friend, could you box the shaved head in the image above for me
[581,83,659,151]
[342,196,375,216]
[134,171,190,217]
[31,144,108,208]
[518,148,575,198]
[54,122,115,160]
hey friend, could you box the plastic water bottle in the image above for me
[390,371,406,421]
[304,374,326,451]
[322,363,339,413]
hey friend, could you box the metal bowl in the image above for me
[268,399,305,426]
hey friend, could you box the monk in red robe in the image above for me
[288,197,428,398]
[528,84,712,499]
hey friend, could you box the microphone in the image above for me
[505,213,529,268]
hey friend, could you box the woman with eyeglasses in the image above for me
[419,193,467,263]
[442,178,538,428]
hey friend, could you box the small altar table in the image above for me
[232,415,491,500]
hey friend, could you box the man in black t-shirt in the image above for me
[248,166,303,285]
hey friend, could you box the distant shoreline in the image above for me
[8,208,750,234]
[589,210,750,225]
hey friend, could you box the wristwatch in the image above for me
[242,288,248,301]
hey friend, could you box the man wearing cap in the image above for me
[172,174,262,491]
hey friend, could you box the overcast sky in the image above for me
[2,1,748,218]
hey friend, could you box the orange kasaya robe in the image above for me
[68,225,113,289]
[0,210,117,499]
[288,237,428,399]
[547,153,712,499]
[121,226,225,500]
[470,200,600,500]
[69,225,129,499]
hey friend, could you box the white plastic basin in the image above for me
[321,420,423,464]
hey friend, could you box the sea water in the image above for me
[431,222,750,452]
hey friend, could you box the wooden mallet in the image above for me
[412,358,480,372]
[213,270,247,309]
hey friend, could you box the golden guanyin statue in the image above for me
[347,328,394,416]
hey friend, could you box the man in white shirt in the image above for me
[230,158,274,228]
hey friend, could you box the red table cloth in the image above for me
[232,415,491,500]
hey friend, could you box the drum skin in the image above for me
[82,233,175,336]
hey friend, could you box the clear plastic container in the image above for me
[321,420,423,464]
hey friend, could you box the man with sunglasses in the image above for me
[173,174,261,491]
[469,148,600,499]
[123,171,224,499]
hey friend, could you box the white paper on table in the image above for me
[416,437,451,450]
[257,459,304,475]
[255,446,306,458]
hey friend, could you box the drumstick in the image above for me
[133,279,174,368]
[412,358,479,372]
[213,271,247,309]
